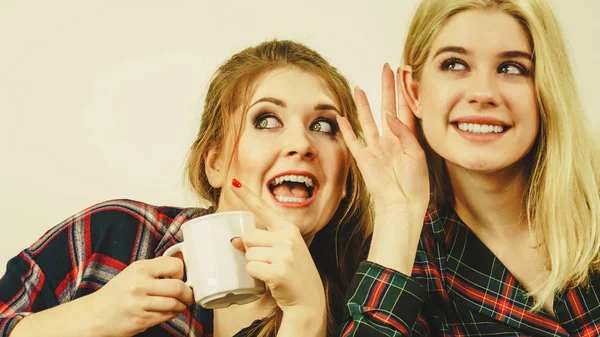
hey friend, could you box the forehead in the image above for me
[250,67,338,106]
[431,9,532,57]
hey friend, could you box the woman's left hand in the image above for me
[229,179,326,329]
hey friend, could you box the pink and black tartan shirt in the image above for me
[339,206,600,336]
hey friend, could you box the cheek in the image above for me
[509,84,536,109]
[419,102,453,142]
[335,145,350,178]
[230,134,271,174]
[525,111,540,147]
[419,82,458,121]
[322,140,349,181]
[509,88,539,134]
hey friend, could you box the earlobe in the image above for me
[205,148,225,188]
[400,65,422,119]
[341,173,349,199]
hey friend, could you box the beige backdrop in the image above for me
[1,0,598,275]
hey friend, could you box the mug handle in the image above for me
[163,243,193,288]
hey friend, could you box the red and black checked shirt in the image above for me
[0,199,228,336]
[339,206,600,336]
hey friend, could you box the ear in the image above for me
[400,65,422,119]
[205,148,226,188]
[341,166,353,200]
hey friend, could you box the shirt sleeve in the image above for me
[0,200,134,336]
[338,260,427,336]
[0,250,59,336]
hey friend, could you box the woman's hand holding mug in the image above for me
[230,179,327,335]
[87,256,194,337]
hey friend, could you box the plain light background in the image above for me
[0,0,598,275]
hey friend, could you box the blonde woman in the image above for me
[337,0,600,335]
[0,40,372,337]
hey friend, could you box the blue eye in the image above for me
[254,114,282,129]
[498,62,529,76]
[310,118,337,135]
[440,57,468,71]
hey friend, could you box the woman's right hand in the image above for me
[337,64,430,274]
[229,181,327,336]
[87,256,194,337]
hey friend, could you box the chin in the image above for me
[464,159,527,176]
[290,216,328,239]
[448,155,507,173]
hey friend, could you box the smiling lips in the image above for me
[452,117,511,142]
[268,172,317,208]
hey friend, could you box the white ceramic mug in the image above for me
[163,211,265,309]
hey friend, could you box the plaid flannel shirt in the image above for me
[339,206,600,336]
[0,199,222,336]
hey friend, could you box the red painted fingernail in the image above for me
[232,178,242,188]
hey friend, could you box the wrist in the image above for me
[373,202,426,223]
[82,293,110,337]
[368,210,424,275]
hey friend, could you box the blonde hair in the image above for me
[186,40,372,336]
[404,0,600,311]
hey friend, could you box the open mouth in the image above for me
[454,122,510,134]
[268,173,317,206]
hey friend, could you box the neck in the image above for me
[447,161,528,238]
[213,291,278,336]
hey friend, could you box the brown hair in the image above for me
[186,40,372,336]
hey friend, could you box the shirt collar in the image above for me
[433,208,569,336]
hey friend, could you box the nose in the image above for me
[466,71,501,108]
[283,124,315,160]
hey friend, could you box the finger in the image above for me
[245,260,275,283]
[230,179,285,231]
[336,115,364,157]
[381,63,397,137]
[143,295,189,312]
[231,237,246,252]
[386,113,424,155]
[138,256,185,280]
[354,86,380,142]
[396,66,416,134]
[241,228,278,248]
[147,279,194,306]
[245,246,274,263]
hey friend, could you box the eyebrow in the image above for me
[249,97,341,114]
[432,45,533,61]
[502,50,533,60]
[314,103,341,114]
[249,97,286,109]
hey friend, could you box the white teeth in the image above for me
[269,175,315,203]
[305,177,313,187]
[457,123,504,134]
[269,174,315,188]
[275,195,309,203]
